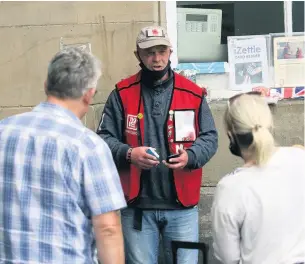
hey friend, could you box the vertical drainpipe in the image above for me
[158,1,162,26]
[284,0,293,36]
[165,1,178,68]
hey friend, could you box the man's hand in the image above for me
[130,147,160,169]
[162,148,188,170]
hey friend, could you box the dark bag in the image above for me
[171,241,209,264]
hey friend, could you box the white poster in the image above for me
[273,35,305,87]
[228,36,269,91]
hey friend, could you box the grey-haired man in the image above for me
[0,47,126,264]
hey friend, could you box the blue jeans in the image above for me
[121,207,199,264]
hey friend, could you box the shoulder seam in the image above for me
[174,87,202,98]
[117,80,141,91]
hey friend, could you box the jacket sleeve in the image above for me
[96,89,130,170]
[185,96,218,169]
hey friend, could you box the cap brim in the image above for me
[137,39,172,49]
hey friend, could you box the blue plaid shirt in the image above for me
[0,102,127,264]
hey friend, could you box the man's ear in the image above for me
[134,51,140,62]
[83,88,96,104]
[44,80,47,92]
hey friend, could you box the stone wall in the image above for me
[0,1,166,128]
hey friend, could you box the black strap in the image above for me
[172,241,209,264]
[133,208,143,231]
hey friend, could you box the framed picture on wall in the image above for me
[273,35,305,87]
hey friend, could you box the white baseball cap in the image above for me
[136,26,172,49]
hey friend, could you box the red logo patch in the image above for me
[126,114,138,131]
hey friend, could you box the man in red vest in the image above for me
[97,26,218,264]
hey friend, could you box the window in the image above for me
[292,1,305,32]
[176,1,303,62]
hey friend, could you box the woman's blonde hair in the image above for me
[224,92,275,166]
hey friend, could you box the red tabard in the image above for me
[116,72,204,207]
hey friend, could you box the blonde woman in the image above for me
[211,92,305,264]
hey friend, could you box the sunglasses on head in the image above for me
[228,91,262,105]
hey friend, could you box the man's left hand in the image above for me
[162,148,188,170]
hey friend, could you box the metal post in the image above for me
[284,0,293,35]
